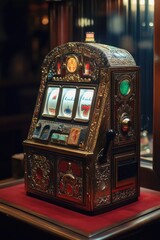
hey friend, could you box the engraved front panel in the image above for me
[57,158,84,204]
[25,150,54,196]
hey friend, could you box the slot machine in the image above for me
[23,35,140,214]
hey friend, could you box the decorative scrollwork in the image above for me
[112,187,136,203]
[113,71,137,144]
[94,163,111,207]
[27,153,54,194]
[85,70,110,152]
[57,160,83,203]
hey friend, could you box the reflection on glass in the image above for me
[75,89,94,121]
[58,88,76,119]
[140,130,153,162]
[43,87,60,116]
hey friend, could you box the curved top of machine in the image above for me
[41,42,136,84]
[88,42,136,66]
[43,41,136,68]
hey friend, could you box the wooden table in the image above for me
[0,179,160,240]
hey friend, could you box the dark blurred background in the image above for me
[0,0,49,179]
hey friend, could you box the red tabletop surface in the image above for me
[0,183,160,236]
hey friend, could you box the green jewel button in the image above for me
[120,80,130,96]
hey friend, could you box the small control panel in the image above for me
[32,120,88,147]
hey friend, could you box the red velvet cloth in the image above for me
[0,184,160,235]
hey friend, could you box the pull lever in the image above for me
[99,129,116,163]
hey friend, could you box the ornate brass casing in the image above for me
[23,42,140,214]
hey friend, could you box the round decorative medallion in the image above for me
[66,56,78,73]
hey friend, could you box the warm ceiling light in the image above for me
[42,16,49,25]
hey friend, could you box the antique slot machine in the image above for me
[23,34,140,214]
